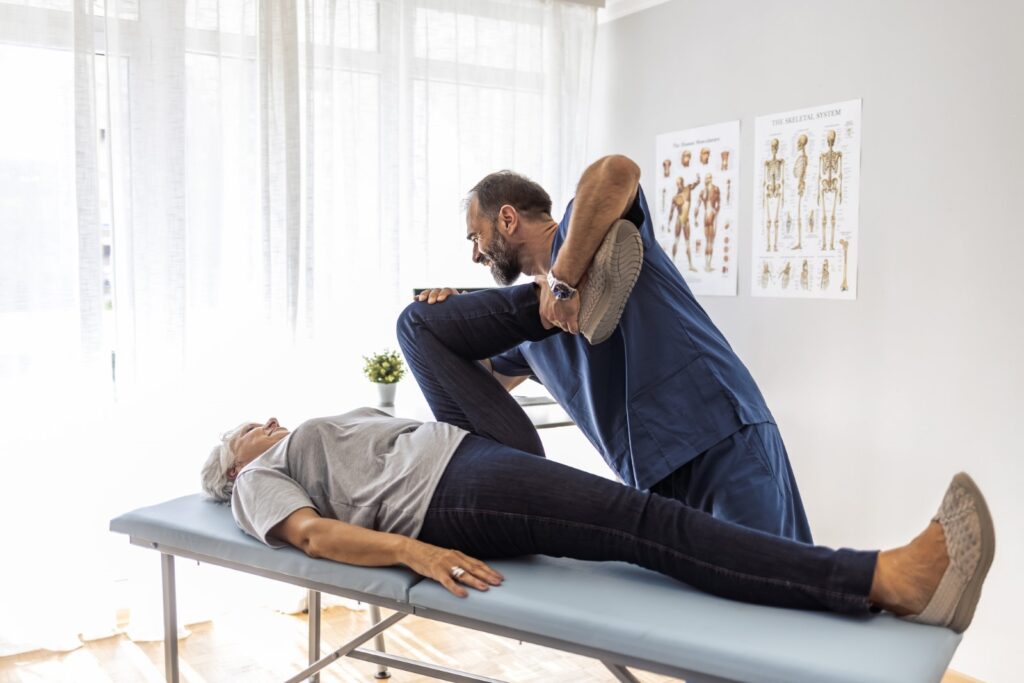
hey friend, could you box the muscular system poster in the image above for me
[751,99,861,299]
[654,120,739,297]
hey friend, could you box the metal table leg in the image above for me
[308,590,321,683]
[160,553,180,683]
[368,604,391,679]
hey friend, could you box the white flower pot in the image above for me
[375,382,397,407]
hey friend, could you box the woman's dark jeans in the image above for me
[398,288,877,614]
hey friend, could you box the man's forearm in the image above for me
[551,155,641,287]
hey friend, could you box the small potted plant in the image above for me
[363,349,406,407]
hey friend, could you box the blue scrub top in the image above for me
[491,186,774,489]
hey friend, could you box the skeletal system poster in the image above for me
[751,99,861,299]
[654,120,739,296]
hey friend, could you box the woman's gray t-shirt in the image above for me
[231,408,468,547]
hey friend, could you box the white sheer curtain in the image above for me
[0,0,595,655]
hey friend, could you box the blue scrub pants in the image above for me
[651,423,814,543]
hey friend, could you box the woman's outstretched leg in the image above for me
[421,436,993,629]
[421,436,875,613]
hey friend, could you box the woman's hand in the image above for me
[401,539,504,598]
[415,288,461,304]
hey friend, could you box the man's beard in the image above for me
[485,226,523,286]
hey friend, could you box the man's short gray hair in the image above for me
[200,423,247,502]
[465,170,553,220]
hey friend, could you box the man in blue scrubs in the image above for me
[401,155,811,542]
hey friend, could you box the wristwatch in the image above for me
[546,270,578,300]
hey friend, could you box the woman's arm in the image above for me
[270,507,504,597]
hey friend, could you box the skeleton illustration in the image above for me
[667,175,701,271]
[780,262,792,289]
[700,147,711,166]
[681,149,692,168]
[792,133,808,250]
[726,178,731,206]
[786,212,793,235]
[800,259,810,290]
[817,129,843,250]
[808,209,815,235]
[721,150,730,171]
[839,239,850,291]
[763,138,785,252]
[820,259,830,290]
[760,262,773,289]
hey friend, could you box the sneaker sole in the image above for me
[580,220,644,345]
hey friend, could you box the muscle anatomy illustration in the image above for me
[668,175,701,272]
[696,173,722,272]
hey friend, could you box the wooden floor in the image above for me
[0,604,983,682]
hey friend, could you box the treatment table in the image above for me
[112,390,961,681]
[110,493,962,683]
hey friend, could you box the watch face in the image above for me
[553,283,572,299]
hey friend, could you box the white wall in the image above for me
[588,1,1024,680]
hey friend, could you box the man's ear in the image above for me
[227,465,238,481]
[498,204,518,234]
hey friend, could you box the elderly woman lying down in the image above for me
[201,408,994,634]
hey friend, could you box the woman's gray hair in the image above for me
[200,423,247,502]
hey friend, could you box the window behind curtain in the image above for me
[0,0,595,655]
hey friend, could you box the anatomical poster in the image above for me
[654,120,739,296]
[751,99,861,299]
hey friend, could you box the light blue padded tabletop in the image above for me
[110,494,420,604]
[408,555,962,683]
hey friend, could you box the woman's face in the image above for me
[227,417,290,479]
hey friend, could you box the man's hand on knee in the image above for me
[415,287,461,304]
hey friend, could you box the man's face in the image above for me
[466,199,523,286]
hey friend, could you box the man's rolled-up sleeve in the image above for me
[490,344,538,382]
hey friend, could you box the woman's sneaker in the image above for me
[578,219,644,345]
